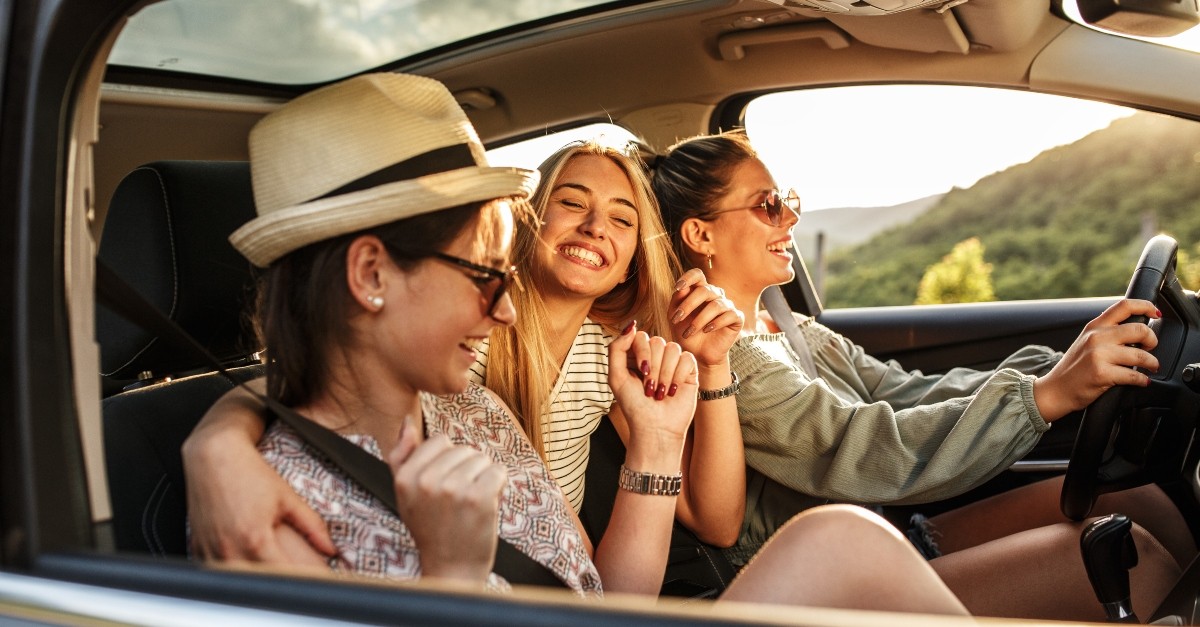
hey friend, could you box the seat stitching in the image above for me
[101,166,180,377]
[141,474,170,555]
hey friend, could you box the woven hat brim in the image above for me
[231,166,539,267]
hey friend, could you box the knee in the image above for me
[772,504,905,550]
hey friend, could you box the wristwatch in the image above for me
[618,465,682,496]
[697,371,739,401]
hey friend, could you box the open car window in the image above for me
[744,85,1200,309]
[486,122,640,169]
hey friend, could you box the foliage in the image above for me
[823,113,1200,308]
[914,238,996,305]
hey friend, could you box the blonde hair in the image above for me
[485,140,681,458]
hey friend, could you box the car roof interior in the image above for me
[93,0,1200,239]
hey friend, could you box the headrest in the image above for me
[97,161,261,382]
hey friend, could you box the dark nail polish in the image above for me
[640,360,650,376]
[655,384,666,400]
[622,319,637,335]
[682,326,694,339]
[672,309,685,323]
[1155,308,1162,318]
[645,379,656,396]
[703,323,715,333]
[668,384,678,397]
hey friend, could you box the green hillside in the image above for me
[822,112,1200,308]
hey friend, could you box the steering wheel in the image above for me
[1060,235,1181,521]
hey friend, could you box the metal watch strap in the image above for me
[697,370,739,401]
[618,465,682,496]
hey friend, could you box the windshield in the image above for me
[109,0,624,84]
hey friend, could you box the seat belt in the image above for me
[95,260,568,589]
[761,285,818,378]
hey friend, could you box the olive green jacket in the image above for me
[725,318,1061,565]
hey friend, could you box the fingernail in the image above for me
[655,384,666,400]
[672,309,685,323]
[622,319,637,335]
[674,279,687,291]
[703,323,715,333]
[668,383,678,397]
[640,360,650,376]
[645,379,656,396]
[1155,308,1162,318]
[682,326,694,339]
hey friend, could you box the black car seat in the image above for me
[98,160,263,556]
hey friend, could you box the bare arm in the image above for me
[668,269,745,546]
[592,322,698,595]
[182,378,336,561]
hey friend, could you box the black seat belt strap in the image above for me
[95,260,567,589]
[761,285,818,378]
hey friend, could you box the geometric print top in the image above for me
[469,319,614,513]
[258,383,603,597]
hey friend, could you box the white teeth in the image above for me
[462,338,485,352]
[560,245,603,267]
[767,241,792,252]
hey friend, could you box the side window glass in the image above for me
[744,85,1200,308]
[486,122,640,169]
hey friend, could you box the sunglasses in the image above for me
[432,252,516,318]
[711,188,801,227]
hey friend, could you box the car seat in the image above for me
[97,160,263,556]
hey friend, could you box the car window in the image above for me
[108,0,627,84]
[486,122,640,169]
[744,85,1200,309]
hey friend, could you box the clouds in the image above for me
[110,0,602,83]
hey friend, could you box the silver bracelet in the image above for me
[697,370,739,401]
[618,465,682,496]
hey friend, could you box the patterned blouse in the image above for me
[258,383,603,597]
[469,319,614,512]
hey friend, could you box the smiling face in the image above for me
[380,201,517,396]
[703,158,800,297]
[531,154,641,304]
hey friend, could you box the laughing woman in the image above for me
[185,74,978,615]
[183,138,749,594]
[651,130,1191,621]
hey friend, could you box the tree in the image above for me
[915,237,996,305]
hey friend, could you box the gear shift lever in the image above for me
[1081,513,1140,623]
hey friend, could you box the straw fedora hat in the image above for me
[230,73,539,267]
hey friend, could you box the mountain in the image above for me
[794,194,943,261]
[820,112,1200,308]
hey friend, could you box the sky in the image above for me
[744,85,1136,211]
[486,86,1138,213]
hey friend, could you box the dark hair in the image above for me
[257,201,496,407]
[651,130,758,267]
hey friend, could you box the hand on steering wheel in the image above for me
[1060,234,1188,520]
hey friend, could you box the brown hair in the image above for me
[257,200,510,407]
[652,130,758,268]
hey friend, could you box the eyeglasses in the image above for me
[710,188,801,227]
[432,252,516,318]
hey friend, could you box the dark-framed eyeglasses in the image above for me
[432,252,516,318]
[711,188,801,227]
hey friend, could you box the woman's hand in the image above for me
[1033,298,1161,421]
[387,424,507,584]
[669,268,743,368]
[183,384,336,562]
[608,321,699,461]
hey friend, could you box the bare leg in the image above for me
[929,477,1196,566]
[931,521,1180,621]
[720,504,969,616]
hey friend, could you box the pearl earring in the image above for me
[368,295,384,309]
